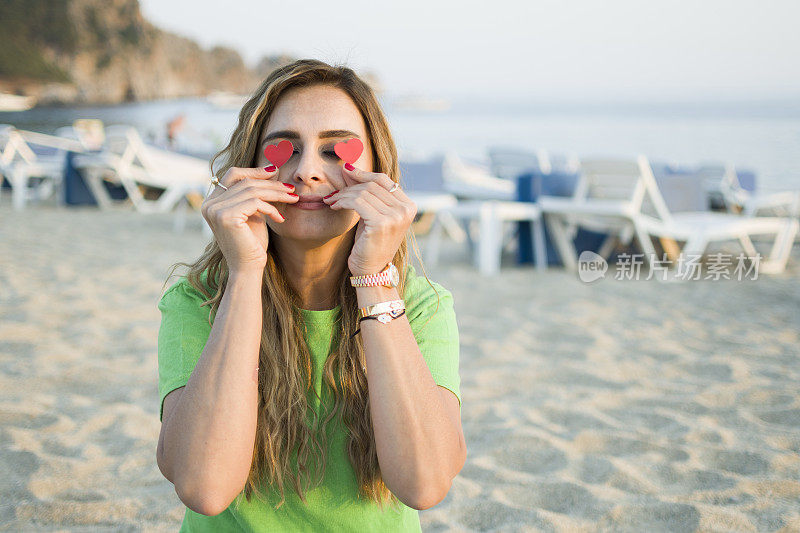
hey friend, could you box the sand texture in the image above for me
[1,203,799,532]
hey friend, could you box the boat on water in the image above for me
[0,93,37,112]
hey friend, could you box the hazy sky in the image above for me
[140,0,800,101]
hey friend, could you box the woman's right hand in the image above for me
[201,166,298,274]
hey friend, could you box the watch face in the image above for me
[387,263,400,286]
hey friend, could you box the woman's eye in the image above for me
[286,149,337,159]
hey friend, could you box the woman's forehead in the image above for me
[266,86,365,136]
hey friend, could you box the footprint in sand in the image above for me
[457,499,553,532]
[757,408,800,427]
[700,448,770,476]
[491,435,568,475]
[598,501,701,532]
[502,481,612,520]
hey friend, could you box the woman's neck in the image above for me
[272,230,354,311]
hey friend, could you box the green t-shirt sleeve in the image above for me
[404,266,462,407]
[157,278,213,422]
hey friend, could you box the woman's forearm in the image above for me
[162,270,263,513]
[356,285,464,509]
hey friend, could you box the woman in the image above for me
[156,59,465,531]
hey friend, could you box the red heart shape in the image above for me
[263,140,293,168]
[334,138,363,165]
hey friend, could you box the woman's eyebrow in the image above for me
[262,129,360,144]
[319,129,361,140]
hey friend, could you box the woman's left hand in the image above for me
[322,164,417,276]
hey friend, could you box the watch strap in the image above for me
[350,264,392,287]
[359,299,405,319]
[349,308,407,339]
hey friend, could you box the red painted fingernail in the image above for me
[283,183,294,189]
[323,190,339,199]
[344,163,355,171]
[265,165,277,172]
[287,193,299,197]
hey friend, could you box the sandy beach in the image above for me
[1,201,799,532]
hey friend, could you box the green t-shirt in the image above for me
[157,264,461,532]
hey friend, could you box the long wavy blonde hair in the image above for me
[165,59,434,511]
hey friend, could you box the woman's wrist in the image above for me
[349,260,391,277]
[228,268,265,285]
[355,285,400,308]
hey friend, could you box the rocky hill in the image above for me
[0,0,296,104]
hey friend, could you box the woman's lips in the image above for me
[291,195,329,210]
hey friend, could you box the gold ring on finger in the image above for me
[211,176,228,191]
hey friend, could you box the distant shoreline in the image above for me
[3,94,800,119]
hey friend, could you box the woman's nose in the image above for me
[289,148,328,185]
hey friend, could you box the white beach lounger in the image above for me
[540,155,799,276]
[488,146,580,180]
[708,164,800,218]
[441,152,516,201]
[0,126,80,209]
[72,125,211,214]
[401,153,547,275]
[399,156,467,266]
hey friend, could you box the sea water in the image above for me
[3,96,799,192]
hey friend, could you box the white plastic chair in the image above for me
[540,155,799,275]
